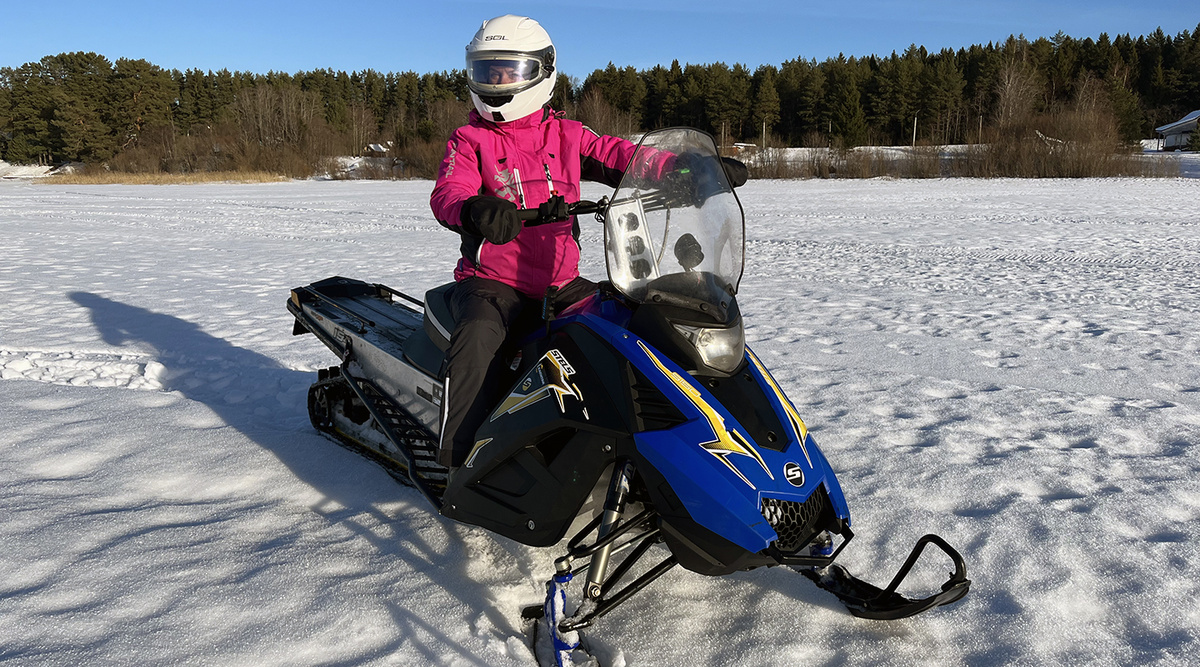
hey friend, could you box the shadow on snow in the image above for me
[68,291,532,662]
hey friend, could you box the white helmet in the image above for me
[466,15,556,123]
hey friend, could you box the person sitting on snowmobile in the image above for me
[430,14,747,469]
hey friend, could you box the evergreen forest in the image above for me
[1,26,1198,178]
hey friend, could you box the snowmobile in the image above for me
[287,127,969,666]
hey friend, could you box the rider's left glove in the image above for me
[720,157,748,188]
[673,153,749,188]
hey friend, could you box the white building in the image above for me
[1155,110,1199,151]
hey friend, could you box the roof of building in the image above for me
[1155,110,1200,134]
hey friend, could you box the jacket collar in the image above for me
[470,106,558,132]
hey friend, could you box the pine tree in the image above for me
[702,63,746,145]
[582,63,646,131]
[0,63,57,163]
[43,52,118,162]
[876,47,924,144]
[110,58,176,151]
[643,64,672,129]
[1108,78,1146,142]
[921,52,966,143]
[825,57,868,147]
[751,66,780,145]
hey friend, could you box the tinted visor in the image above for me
[466,49,552,96]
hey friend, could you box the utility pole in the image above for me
[912,113,918,148]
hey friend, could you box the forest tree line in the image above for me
[1,25,1198,177]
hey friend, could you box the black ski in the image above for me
[797,534,970,620]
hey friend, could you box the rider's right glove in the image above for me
[536,194,570,223]
[462,195,522,245]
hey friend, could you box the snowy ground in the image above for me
[2,176,1199,666]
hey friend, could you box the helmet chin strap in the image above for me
[492,111,505,122]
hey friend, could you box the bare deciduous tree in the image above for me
[994,61,1041,127]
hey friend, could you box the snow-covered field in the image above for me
[2,175,1199,666]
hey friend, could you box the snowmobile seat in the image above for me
[401,324,445,379]
[422,282,457,352]
[398,282,456,380]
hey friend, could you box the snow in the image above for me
[2,175,1200,665]
[0,160,54,179]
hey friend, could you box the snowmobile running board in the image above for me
[307,364,448,508]
[798,533,971,620]
[337,366,447,508]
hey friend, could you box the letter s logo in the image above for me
[783,462,805,487]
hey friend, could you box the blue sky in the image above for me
[3,1,1197,79]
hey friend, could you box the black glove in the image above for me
[537,194,570,223]
[461,195,522,245]
[720,157,748,188]
[673,153,749,189]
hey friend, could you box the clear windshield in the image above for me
[604,128,744,305]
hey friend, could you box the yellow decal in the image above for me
[747,349,812,468]
[637,340,772,487]
[464,437,493,468]
[491,349,583,421]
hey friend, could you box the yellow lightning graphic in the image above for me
[747,348,813,468]
[490,352,582,421]
[638,340,773,487]
[464,437,493,468]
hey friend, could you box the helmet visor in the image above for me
[467,50,551,97]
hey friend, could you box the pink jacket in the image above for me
[430,108,640,298]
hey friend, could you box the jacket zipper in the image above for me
[513,167,526,208]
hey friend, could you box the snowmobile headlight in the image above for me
[673,322,745,374]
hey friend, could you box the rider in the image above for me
[430,15,747,468]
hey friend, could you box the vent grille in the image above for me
[760,490,829,553]
[630,366,687,431]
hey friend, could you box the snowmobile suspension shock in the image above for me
[554,507,657,578]
[583,460,636,600]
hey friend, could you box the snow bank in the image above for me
[0,160,54,179]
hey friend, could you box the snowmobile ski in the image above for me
[797,533,970,620]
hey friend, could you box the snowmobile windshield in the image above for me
[604,128,744,310]
[466,49,552,97]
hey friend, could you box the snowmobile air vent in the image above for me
[629,366,687,432]
[761,491,829,553]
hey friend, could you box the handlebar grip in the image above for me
[516,200,603,226]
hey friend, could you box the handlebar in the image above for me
[516,199,607,226]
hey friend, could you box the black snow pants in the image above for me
[438,275,596,468]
